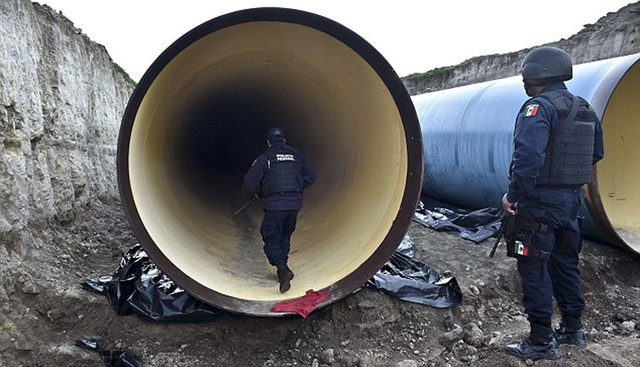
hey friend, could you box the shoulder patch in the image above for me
[524,104,539,117]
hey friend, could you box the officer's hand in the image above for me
[502,194,517,216]
[252,193,260,200]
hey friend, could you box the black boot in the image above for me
[276,261,294,293]
[506,323,562,361]
[555,314,587,348]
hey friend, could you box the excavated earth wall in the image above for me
[0,0,133,265]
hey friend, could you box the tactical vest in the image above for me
[536,90,597,187]
[261,145,304,196]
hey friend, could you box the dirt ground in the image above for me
[1,197,639,367]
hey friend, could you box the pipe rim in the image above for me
[117,7,423,316]
[584,53,640,253]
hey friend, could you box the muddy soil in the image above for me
[1,197,639,367]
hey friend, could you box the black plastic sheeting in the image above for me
[414,198,503,243]
[75,337,140,367]
[367,236,462,308]
[83,244,224,322]
[83,235,462,321]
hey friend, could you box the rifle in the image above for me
[489,213,509,258]
[231,196,258,218]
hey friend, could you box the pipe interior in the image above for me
[598,60,640,251]
[127,21,408,301]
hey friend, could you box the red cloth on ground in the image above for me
[271,289,330,318]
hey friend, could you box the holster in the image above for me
[504,209,552,261]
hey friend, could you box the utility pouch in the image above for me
[504,213,526,258]
[505,209,550,260]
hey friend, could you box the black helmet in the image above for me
[520,46,573,81]
[268,127,285,142]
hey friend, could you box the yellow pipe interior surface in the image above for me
[120,11,421,316]
[597,60,640,251]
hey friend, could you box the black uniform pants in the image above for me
[516,187,585,327]
[260,209,299,265]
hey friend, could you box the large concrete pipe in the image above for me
[413,53,640,254]
[117,8,422,316]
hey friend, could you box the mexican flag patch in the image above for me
[514,240,529,256]
[524,104,539,117]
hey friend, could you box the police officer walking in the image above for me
[243,127,316,293]
[501,46,604,360]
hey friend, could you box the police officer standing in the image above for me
[501,47,604,360]
[243,127,316,293]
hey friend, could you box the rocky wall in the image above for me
[403,2,640,95]
[0,0,133,260]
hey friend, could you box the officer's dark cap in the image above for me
[268,127,285,142]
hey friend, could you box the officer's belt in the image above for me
[534,184,582,190]
[268,190,303,196]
